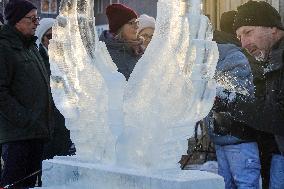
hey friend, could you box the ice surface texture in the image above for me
[49,0,219,170]
[49,0,125,164]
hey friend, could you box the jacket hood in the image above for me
[218,43,242,61]
[216,43,254,97]
[213,30,241,47]
[35,18,55,47]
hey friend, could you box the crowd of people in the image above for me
[0,0,283,188]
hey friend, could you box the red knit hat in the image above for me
[106,3,138,34]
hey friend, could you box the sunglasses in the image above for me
[24,16,40,23]
[44,33,52,40]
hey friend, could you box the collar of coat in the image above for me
[265,37,284,74]
[213,30,241,47]
[0,24,38,50]
[100,30,144,57]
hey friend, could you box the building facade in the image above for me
[0,0,283,32]
[204,0,284,29]
[94,0,284,31]
[94,0,158,34]
[280,0,284,24]
[94,0,157,25]
[0,0,60,20]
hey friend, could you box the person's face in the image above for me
[121,18,139,41]
[236,26,275,61]
[139,27,154,48]
[42,28,52,48]
[15,9,39,37]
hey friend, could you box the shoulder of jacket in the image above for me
[0,38,23,50]
[219,43,240,57]
[0,38,11,46]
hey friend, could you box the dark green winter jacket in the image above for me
[0,25,54,144]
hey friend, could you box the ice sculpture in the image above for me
[117,0,218,170]
[49,0,218,172]
[49,0,126,164]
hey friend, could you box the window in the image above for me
[109,0,120,4]
[97,0,103,14]
[41,0,57,14]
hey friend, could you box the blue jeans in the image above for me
[270,154,284,189]
[216,142,261,189]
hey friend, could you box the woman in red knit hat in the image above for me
[99,3,144,81]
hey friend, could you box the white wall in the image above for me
[280,0,284,24]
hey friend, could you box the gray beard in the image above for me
[254,51,266,62]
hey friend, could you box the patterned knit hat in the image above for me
[106,3,138,34]
[4,0,37,26]
[233,0,284,31]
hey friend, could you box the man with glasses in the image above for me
[0,0,53,188]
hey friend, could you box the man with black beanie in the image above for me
[216,9,279,189]
[233,1,284,188]
[0,0,54,188]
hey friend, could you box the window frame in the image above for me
[41,0,58,14]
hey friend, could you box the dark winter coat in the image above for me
[229,38,284,155]
[0,25,54,144]
[233,38,284,136]
[39,43,51,76]
[99,30,142,80]
[262,38,284,153]
[38,43,74,159]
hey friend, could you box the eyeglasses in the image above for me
[24,16,40,23]
[127,20,139,27]
[44,33,52,40]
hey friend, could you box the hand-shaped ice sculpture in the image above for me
[49,0,219,170]
[49,0,126,164]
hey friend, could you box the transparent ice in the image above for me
[48,0,219,172]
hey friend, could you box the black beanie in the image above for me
[233,1,284,31]
[4,0,37,26]
[220,11,237,35]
